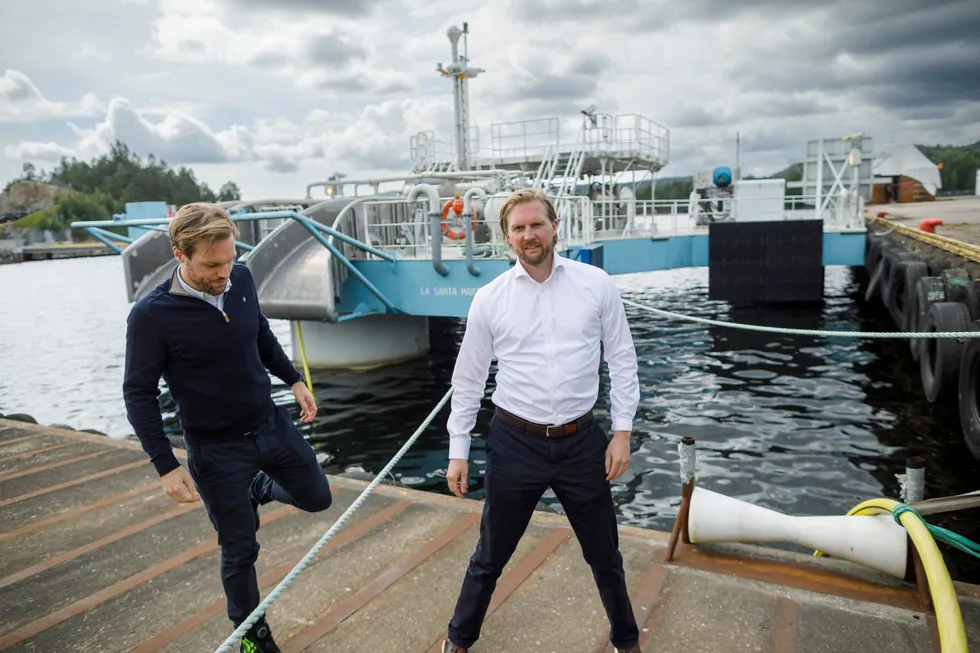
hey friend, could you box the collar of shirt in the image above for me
[511,250,566,283]
[176,266,231,303]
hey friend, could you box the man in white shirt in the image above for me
[441,188,642,653]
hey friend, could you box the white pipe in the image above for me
[306,170,516,197]
[462,188,487,277]
[406,184,448,276]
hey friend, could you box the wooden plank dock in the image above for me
[1,418,979,652]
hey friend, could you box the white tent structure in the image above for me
[873,143,942,196]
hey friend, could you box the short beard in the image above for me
[182,264,222,295]
[516,238,552,266]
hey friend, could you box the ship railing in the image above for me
[489,117,561,163]
[613,114,670,167]
[70,191,858,307]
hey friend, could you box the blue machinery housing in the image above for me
[72,209,866,321]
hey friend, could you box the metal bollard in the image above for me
[666,436,696,561]
[904,456,925,504]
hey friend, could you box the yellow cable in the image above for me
[295,321,313,392]
[815,499,967,652]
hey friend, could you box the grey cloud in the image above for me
[347,149,412,171]
[835,0,978,56]
[226,0,386,16]
[518,0,979,131]
[306,35,368,66]
[489,51,612,106]
[249,52,292,69]
[737,127,802,155]
[569,54,611,77]
[517,0,819,29]
[749,95,841,119]
[663,103,728,129]
[313,71,414,96]
[719,2,980,129]
[741,41,980,112]
[262,153,300,173]
[0,71,40,102]
[506,73,598,103]
[517,0,635,21]
[99,98,235,164]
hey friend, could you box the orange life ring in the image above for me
[440,196,476,240]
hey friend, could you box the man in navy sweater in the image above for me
[123,202,332,653]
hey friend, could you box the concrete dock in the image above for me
[1,242,120,264]
[1,418,979,652]
[867,196,980,249]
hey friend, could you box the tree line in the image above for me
[917,141,980,193]
[4,141,241,234]
[634,141,979,201]
[4,138,976,235]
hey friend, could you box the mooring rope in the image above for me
[623,299,980,339]
[213,387,454,653]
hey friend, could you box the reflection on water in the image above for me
[1,257,977,583]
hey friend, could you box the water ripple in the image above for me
[1,259,978,582]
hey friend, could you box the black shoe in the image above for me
[240,617,280,653]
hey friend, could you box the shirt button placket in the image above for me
[542,284,559,425]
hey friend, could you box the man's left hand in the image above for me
[605,431,631,481]
[292,381,317,423]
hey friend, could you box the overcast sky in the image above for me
[1,0,978,199]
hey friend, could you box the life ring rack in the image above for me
[440,196,477,240]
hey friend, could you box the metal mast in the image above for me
[437,23,483,171]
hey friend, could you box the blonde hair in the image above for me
[168,202,239,258]
[498,188,557,236]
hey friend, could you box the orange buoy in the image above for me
[919,219,943,233]
[439,196,475,240]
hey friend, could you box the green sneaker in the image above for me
[239,617,280,653]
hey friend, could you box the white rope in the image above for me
[623,299,980,339]
[213,387,454,653]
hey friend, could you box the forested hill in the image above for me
[917,140,980,192]
[1,141,241,232]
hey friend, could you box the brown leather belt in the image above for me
[494,407,594,438]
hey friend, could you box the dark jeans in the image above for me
[186,404,333,627]
[447,411,639,649]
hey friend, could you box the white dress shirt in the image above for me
[446,253,639,460]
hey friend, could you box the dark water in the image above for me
[271,266,980,584]
[1,258,977,584]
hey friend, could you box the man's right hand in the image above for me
[446,458,468,499]
[161,466,200,503]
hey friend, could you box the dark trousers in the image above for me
[447,411,639,649]
[186,404,333,627]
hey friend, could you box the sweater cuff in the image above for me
[152,449,182,477]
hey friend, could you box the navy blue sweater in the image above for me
[123,264,303,476]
